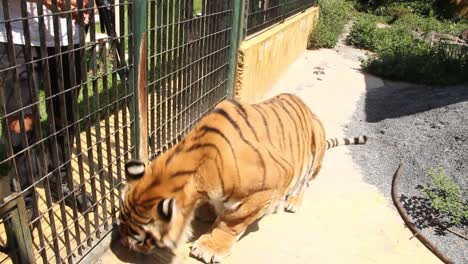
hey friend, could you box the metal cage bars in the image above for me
[0,0,134,263]
[244,0,317,36]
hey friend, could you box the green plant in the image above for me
[422,168,468,226]
[308,0,354,49]
[363,41,468,85]
[354,0,461,20]
[347,11,468,85]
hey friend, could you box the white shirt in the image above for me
[0,0,79,47]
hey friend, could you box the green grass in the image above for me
[308,0,354,49]
[347,4,468,85]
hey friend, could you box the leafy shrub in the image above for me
[363,42,468,85]
[347,12,468,84]
[308,0,354,49]
[354,0,461,20]
[422,168,468,226]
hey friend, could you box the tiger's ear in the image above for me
[157,198,176,222]
[125,159,146,181]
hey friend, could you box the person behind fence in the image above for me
[0,0,95,224]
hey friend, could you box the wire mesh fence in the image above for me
[0,0,234,263]
[0,0,134,263]
[146,0,232,158]
[245,0,317,36]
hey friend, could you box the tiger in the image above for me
[118,93,367,263]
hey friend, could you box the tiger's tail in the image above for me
[326,135,367,150]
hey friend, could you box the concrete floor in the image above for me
[93,47,441,264]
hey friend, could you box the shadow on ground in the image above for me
[399,193,456,236]
[364,81,468,123]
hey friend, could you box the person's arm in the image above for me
[26,0,91,22]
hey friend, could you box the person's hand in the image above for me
[42,0,93,24]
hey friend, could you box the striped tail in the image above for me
[326,135,367,150]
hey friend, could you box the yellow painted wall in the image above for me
[234,6,319,103]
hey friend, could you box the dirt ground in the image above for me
[93,43,444,263]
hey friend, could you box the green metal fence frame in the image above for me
[1,193,36,264]
[131,0,149,161]
[227,0,246,98]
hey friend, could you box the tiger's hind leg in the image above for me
[284,177,307,213]
[191,190,278,263]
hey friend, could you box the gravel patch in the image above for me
[344,77,468,264]
[331,22,468,263]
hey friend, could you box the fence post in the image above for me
[1,194,36,264]
[227,0,246,99]
[131,0,149,161]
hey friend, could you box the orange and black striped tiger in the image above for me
[118,93,366,263]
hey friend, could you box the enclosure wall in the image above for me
[234,6,319,103]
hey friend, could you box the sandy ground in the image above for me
[92,44,442,264]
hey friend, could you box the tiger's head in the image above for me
[118,159,196,254]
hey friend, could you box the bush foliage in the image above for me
[308,0,354,49]
[354,0,462,20]
[422,168,468,226]
[308,0,468,84]
[347,9,468,84]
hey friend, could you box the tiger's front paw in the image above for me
[190,234,231,263]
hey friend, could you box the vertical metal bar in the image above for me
[155,0,163,156]
[188,3,196,127]
[173,0,181,142]
[86,0,101,243]
[183,1,192,136]
[197,2,203,121]
[74,0,92,251]
[244,0,249,37]
[17,1,50,262]
[131,0,148,161]
[209,1,217,108]
[137,33,148,162]
[49,0,74,260]
[33,0,63,261]
[1,0,24,198]
[227,0,245,99]
[182,0,192,135]
[98,41,109,231]
[282,0,287,21]
[161,0,168,150]
[205,1,213,111]
[167,0,174,147]
[122,0,132,163]
[149,0,156,156]
[107,0,118,225]
[4,195,36,264]
[112,7,123,219]
[63,0,82,257]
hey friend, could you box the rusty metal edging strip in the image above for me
[391,163,454,264]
